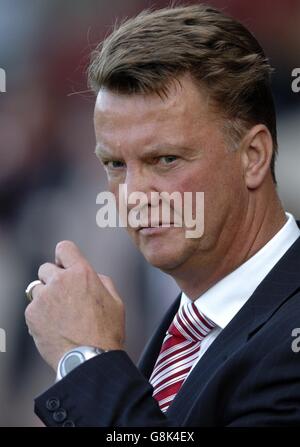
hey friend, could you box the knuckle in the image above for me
[51,271,63,284]
[31,286,43,301]
[24,303,35,324]
[75,262,91,278]
[38,262,50,277]
[55,240,74,255]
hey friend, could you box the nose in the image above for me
[123,163,157,211]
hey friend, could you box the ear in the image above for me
[241,124,274,189]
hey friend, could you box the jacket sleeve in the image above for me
[34,350,175,427]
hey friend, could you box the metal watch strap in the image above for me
[56,346,107,381]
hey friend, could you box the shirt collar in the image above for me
[181,212,300,329]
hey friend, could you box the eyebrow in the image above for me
[143,144,197,158]
[94,143,198,159]
[94,144,112,158]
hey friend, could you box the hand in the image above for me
[25,240,125,371]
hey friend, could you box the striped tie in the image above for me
[149,302,216,413]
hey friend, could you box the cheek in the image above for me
[108,180,118,194]
[107,178,125,202]
[171,162,232,225]
[174,167,207,195]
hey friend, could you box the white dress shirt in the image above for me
[181,212,300,373]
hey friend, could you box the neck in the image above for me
[171,188,287,300]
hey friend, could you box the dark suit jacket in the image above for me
[35,230,300,427]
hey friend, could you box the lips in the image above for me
[137,222,174,230]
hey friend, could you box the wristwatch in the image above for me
[56,346,107,381]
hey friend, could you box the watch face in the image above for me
[58,347,105,380]
[61,351,85,376]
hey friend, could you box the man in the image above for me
[25,5,300,426]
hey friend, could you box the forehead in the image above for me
[93,75,215,154]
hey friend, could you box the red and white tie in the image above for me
[150,302,216,413]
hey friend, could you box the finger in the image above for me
[55,240,86,269]
[38,262,63,284]
[31,282,45,301]
[97,274,122,302]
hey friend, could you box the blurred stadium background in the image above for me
[0,0,299,426]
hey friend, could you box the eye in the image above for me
[103,160,126,169]
[159,155,178,165]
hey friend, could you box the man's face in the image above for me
[94,75,247,274]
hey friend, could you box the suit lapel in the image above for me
[138,228,300,423]
[167,233,300,422]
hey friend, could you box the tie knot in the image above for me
[168,302,216,342]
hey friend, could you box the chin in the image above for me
[141,245,187,271]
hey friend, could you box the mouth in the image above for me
[137,223,175,235]
[137,221,174,229]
